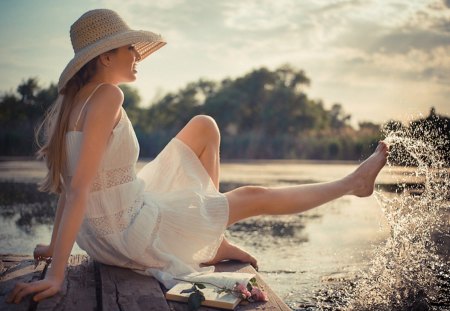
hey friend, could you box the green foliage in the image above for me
[119,84,143,126]
[247,277,257,291]
[17,77,39,105]
[1,66,446,162]
[119,84,141,109]
[0,79,58,156]
[142,64,357,144]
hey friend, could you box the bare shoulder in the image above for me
[83,84,124,133]
[89,83,124,109]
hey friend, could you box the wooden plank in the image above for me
[36,254,97,311]
[165,261,291,311]
[0,254,46,311]
[1,254,34,271]
[98,262,170,311]
[2,255,290,311]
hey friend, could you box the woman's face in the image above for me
[108,44,141,83]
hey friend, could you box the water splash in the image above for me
[317,126,450,310]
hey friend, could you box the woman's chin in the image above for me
[122,75,137,83]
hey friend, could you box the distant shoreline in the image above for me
[0,156,362,165]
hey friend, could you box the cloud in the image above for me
[1,0,449,124]
[98,0,185,10]
[313,0,365,14]
[222,0,300,31]
[371,47,450,80]
[307,0,450,89]
[372,29,450,53]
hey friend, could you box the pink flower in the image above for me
[251,287,268,302]
[233,283,251,299]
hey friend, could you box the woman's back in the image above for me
[64,84,150,268]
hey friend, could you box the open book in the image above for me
[165,271,255,310]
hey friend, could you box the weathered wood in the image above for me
[1,254,291,311]
[0,254,34,271]
[36,254,97,311]
[98,262,170,311]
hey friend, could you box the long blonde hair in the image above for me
[35,56,100,194]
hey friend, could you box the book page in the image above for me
[166,282,242,309]
[176,271,255,289]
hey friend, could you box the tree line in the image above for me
[0,64,448,163]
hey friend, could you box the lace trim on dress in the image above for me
[91,164,136,192]
[65,164,136,193]
[86,195,144,236]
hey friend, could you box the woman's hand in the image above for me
[5,274,63,304]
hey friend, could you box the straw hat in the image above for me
[58,9,166,93]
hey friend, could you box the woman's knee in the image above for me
[188,115,220,140]
[176,115,220,156]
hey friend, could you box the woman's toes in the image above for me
[376,141,387,153]
[250,257,259,271]
[240,253,258,270]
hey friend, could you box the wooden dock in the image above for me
[0,254,291,311]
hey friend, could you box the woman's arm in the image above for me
[45,84,124,281]
[50,192,66,253]
[6,84,124,304]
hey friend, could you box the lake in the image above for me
[0,159,448,310]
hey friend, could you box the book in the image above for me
[165,271,255,310]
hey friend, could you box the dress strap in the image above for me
[73,83,106,131]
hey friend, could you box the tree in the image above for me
[119,84,141,109]
[17,78,39,105]
[275,63,310,91]
[329,103,351,129]
[358,121,380,132]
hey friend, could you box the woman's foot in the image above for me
[347,141,389,197]
[202,238,259,271]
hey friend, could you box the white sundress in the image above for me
[64,84,229,288]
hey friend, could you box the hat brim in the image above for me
[58,29,166,93]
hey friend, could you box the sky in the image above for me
[1,0,449,126]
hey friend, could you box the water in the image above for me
[0,134,449,310]
[313,129,450,311]
[225,195,390,310]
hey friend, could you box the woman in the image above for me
[6,9,388,304]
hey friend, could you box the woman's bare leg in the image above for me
[225,142,389,226]
[175,115,221,189]
[176,116,388,266]
[204,143,387,268]
[206,141,386,267]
